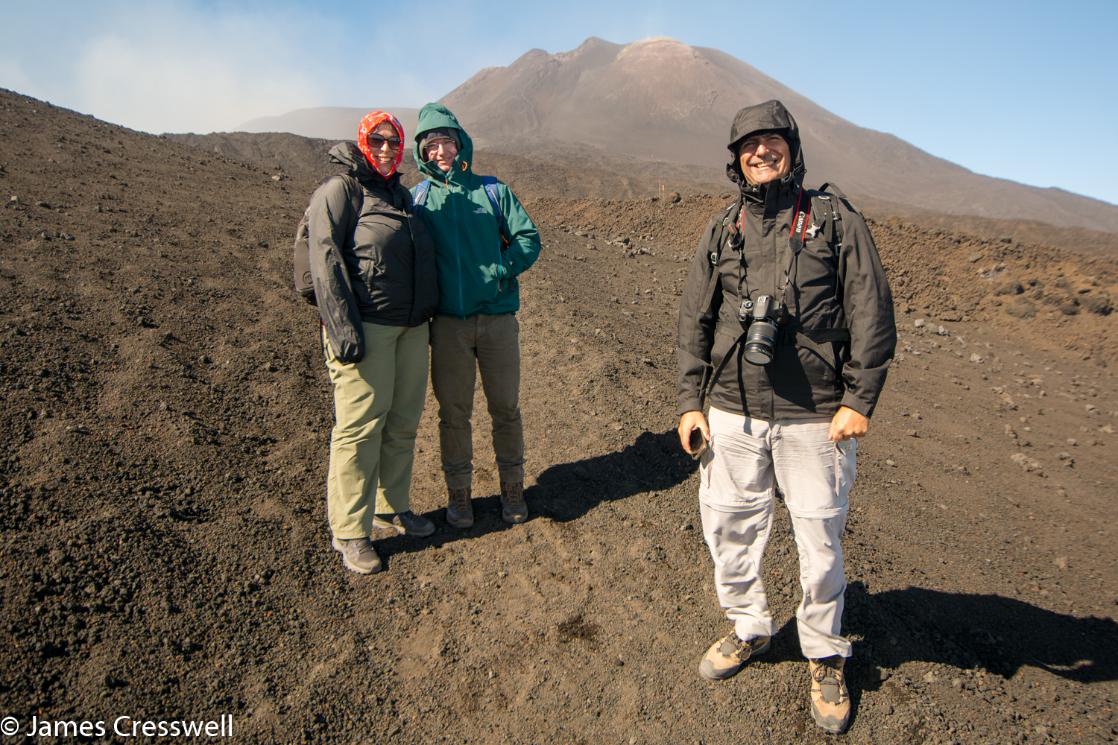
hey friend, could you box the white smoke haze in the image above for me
[74,35,314,134]
[0,1,343,134]
[0,61,35,99]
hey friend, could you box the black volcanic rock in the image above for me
[0,87,1116,744]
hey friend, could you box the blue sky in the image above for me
[2,0,1116,205]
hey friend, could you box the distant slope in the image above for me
[165,131,724,200]
[168,129,1118,258]
[439,37,1118,233]
[168,132,339,182]
[237,106,420,141]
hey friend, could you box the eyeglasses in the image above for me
[368,134,401,150]
[425,138,457,154]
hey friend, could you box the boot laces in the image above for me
[812,659,846,702]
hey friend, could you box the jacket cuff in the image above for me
[677,397,703,417]
[839,391,875,418]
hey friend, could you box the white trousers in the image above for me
[698,407,856,659]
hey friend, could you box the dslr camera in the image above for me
[738,294,784,366]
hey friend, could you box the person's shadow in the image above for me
[760,581,1118,686]
[530,428,699,521]
[373,429,698,565]
[843,583,1118,686]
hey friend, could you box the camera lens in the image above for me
[744,318,778,365]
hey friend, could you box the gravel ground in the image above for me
[1,89,1116,743]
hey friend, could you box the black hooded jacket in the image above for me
[677,100,896,421]
[308,142,439,363]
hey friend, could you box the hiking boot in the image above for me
[809,656,851,734]
[499,481,528,524]
[331,536,382,575]
[698,633,771,680]
[372,511,435,537]
[446,487,474,528]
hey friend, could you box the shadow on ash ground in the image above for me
[1,90,1116,743]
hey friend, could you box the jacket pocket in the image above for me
[356,255,384,283]
[793,339,843,412]
[797,233,838,284]
[797,342,838,387]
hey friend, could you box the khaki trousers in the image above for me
[430,313,525,489]
[324,321,429,539]
[699,407,856,659]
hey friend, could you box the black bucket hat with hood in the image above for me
[725,99,806,200]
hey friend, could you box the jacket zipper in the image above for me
[444,174,465,318]
[765,190,781,420]
[493,191,506,297]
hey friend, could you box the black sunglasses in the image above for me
[368,134,401,149]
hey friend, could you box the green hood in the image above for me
[408,102,541,318]
[413,103,475,181]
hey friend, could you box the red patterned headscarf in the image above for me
[357,110,405,178]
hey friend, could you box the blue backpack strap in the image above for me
[413,179,431,208]
[480,175,511,245]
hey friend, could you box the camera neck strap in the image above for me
[734,187,808,304]
[703,189,811,407]
[783,188,811,314]
[788,188,812,246]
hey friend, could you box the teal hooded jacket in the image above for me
[411,103,541,318]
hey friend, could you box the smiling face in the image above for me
[423,135,459,173]
[367,122,401,174]
[737,132,792,185]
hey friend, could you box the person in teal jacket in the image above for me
[411,103,541,528]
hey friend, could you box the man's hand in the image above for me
[829,405,869,441]
[678,410,710,455]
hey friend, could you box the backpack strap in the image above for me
[811,181,863,252]
[800,183,856,373]
[698,200,740,326]
[340,174,363,223]
[480,175,511,246]
[696,200,744,407]
[698,191,855,404]
[414,176,509,246]
[412,179,431,208]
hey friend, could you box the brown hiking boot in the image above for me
[499,481,527,524]
[809,656,851,734]
[698,633,771,680]
[331,536,382,575]
[446,486,473,528]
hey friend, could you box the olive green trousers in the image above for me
[324,321,429,540]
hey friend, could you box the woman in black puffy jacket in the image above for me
[307,110,438,575]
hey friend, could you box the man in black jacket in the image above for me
[676,100,895,734]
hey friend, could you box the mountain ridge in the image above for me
[226,37,1117,232]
